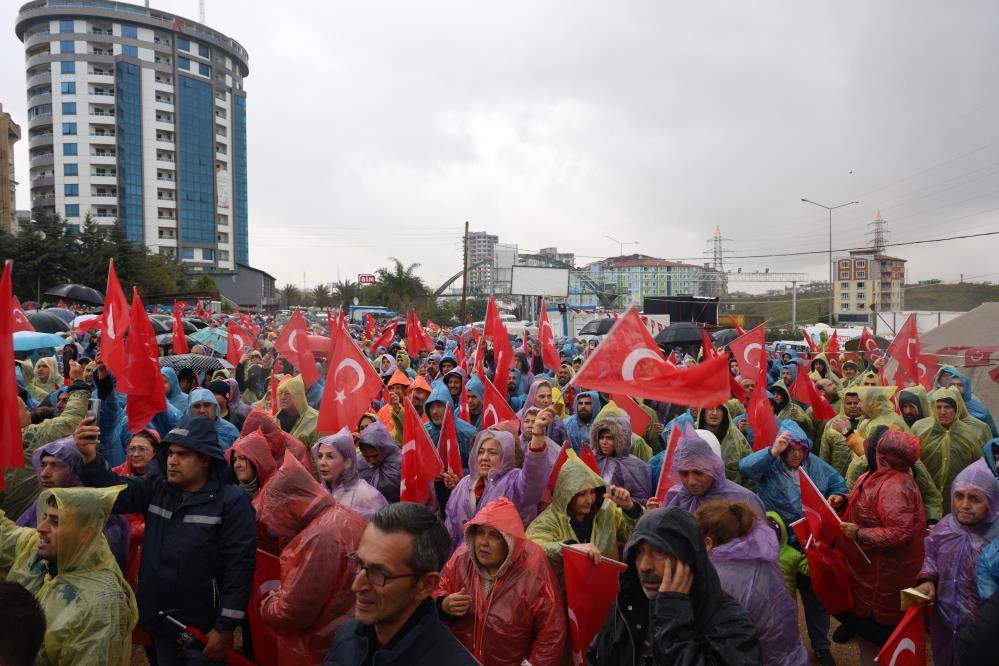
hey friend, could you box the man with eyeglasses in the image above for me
[324,503,477,666]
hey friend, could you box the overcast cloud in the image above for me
[5,0,999,294]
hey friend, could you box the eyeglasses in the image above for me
[345,552,424,587]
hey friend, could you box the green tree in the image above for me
[279,283,301,307]
[331,280,361,308]
[364,258,429,313]
[191,274,220,298]
[311,283,332,308]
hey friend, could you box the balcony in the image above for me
[23,31,51,49]
[27,88,52,101]
[27,70,51,84]
[31,174,54,187]
[90,131,116,138]
[30,153,54,166]
[32,193,56,207]
[26,51,53,69]
[92,191,117,199]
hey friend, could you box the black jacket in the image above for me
[959,590,999,666]
[588,507,762,666]
[323,598,477,666]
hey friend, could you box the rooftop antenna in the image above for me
[199,0,205,23]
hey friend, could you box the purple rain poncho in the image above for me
[312,428,388,522]
[517,378,569,445]
[354,421,402,504]
[590,416,651,505]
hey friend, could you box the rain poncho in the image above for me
[436,498,566,666]
[259,453,366,665]
[27,356,60,402]
[525,452,641,578]
[854,386,910,437]
[663,425,765,516]
[226,377,252,421]
[161,366,190,413]
[424,381,478,470]
[228,429,279,548]
[276,375,320,447]
[355,421,402,504]
[516,378,569,445]
[706,518,809,666]
[840,430,925,625]
[186,386,241,449]
[242,407,313,472]
[770,379,816,440]
[311,429,388,522]
[0,486,138,666]
[588,508,763,666]
[768,510,809,598]
[465,374,485,429]
[590,416,651,504]
[375,369,411,441]
[594,402,654,461]
[949,370,998,438]
[444,429,551,549]
[696,403,753,486]
[912,387,990,514]
[563,390,600,453]
[919,459,999,666]
[738,420,847,534]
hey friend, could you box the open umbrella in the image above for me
[25,310,71,333]
[42,307,77,324]
[190,327,228,355]
[185,318,211,330]
[43,283,104,305]
[711,328,740,347]
[654,322,704,346]
[578,318,617,336]
[156,333,197,350]
[13,331,69,352]
[159,354,234,374]
[844,335,890,352]
[147,314,174,335]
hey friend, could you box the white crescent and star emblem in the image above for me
[13,309,26,324]
[483,404,499,426]
[105,306,116,340]
[334,358,365,394]
[743,342,763,369]
[887,638,916,666]
[622,348,664,381]
[287,329,300,353]
[231,334,245,352]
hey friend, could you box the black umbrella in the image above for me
[44,283,104,305]
[655,322,704,346]
[185,318,211,330]
[181,318,200,334]
[41,307,77,324]
[159,354,234,373]
[844,335,890,352]
[148,315,174,335]
[578,318,616,336]
[25,310,71,333]
[156,333,197,349]
[712,328,740,347]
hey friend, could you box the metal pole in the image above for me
[828,208,833,326]
[791,281,797,330]
[460,220,469,322]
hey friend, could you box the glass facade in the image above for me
[177,76,216,248]
[62,102,76,114]
[116,61,144,243]
[233,94,249,263]
[61,61,75,74]
[122,44,138,57]
[121,24,137,39]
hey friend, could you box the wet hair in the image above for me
[0,581,46,666]
[693,500,755,547]
[371,503,451,574]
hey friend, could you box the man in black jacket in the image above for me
[75,414,256,665]
[588,507,762,666]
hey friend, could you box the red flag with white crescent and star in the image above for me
[227,321,255,367]
[317,320,383,434]
[748,364,778,452]
[484,297,515,400]
[400,396,442,504]
[874,606,926,666]
[480,375,518,430]
[101,259,131,388]
[654,422,684,499]
[275,308,319,386]
[538,300,560,374]
[172,300,189,354]
[10,295,34,332]
[1,262,25,486]
[437,406,464,478]
[563,544,627,666]
[789,362,838,421]
[885,314,921,385]
[369,318,398,357]
[860,326,879,358]
[124,288,167,433]
[729,325,766,379]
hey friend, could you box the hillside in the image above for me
[726,283,999,330]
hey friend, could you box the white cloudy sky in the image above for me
[5,0,999,294]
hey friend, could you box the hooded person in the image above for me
[949,370,998,438]
[696,403,753,487]
[808,353,840,384]
[0,486,138,666]
[259,452,367,666]
[835,430,926,658]
[897,385,930,428]
[441,367,467,409]
[275,375,320,448]
[916,459,999,666]
[227,430,278,503]
[767,510,810,600]
[312,429,388,522]
[16,437,131,573]
[27,356,60,403]
[912,387,991,514]
[525,451,643,579]
[206,379,245,433]
[588,507,763,666]
[424,381,478,470]
[408,374,433,418]
[694,501,810,666]
[464,374,485,429]
[590,416,652,505]
[375,353,398,380]
[435,498,567,666]
[660,425,765,517]
[444,425,552,550]
[242,407,313,472]
[355,421,403,504]
[225,377,252,421]
[769,379,816,441]
[595,402,654,462]
[564,390,600,453]
[185,386,241,450]
[516,378,569,445]
[376,369,412,443]
[161,366,190,413]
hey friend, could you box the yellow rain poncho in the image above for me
[277,374,319,447]
[0,485,137,665]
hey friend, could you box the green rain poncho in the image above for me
[912,387,989,514]
[276,374,320,447]
[771,379,816,440]
[0,486,137,665]
[525,452,640,579]
[856,386,910,437]
[696,403,753,487]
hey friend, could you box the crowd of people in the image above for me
[3,312,999,666]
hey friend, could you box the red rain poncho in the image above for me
[242,407,313,472]
[435,497,567,666]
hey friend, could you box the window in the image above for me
[65,204,80,217]
[63,143,77,156]
[61,122,77,135]
[198,44,210,58]
[62,102,76,114]
[199,62,210,76]
[178,57,191,71]
[840,282,849,288]
[60,19,74,33]
[180,247,194,259]
[61,82,76,94]
[64,183,79,196]
[856,260,866,268]
[856,282,865,289]
[177,37,190,51]
[202,248,214,260]
[61,61,75,74]
[839,271,850,279]
[64,163,78,176]
[122,44,138,57]
[840,303,850,312]
[856,271,866,279]
[60,40,74,54]
[121,24,137,39]
[839,260,850,268]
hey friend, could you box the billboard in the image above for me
[510,266,569,297]
[358,274,377,285]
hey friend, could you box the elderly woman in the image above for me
[311,428,387,522]
[590,416,651,505]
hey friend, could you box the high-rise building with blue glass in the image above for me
[15,0,250,269]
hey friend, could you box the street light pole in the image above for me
[800,198,858,326]
[604,235,638,256]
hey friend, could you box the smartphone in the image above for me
[87,398,101,419]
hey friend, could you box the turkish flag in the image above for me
[400,396,442,503]
[454,340,467,372]
[790,517,855,615]
[874,606,926,666]
[1,262,25,487]
[748,366,778,452]
[700,328,720,360]
[172,301,189,354]
[101,259,131,387]
[124,289,167,433]
[579,443,600,475]
[521,329,530,357]
[195,299,206,320]
[886,314,920,384]
[654,423,684,499]
[480,375,518,430]
[426,319,441,334]
[803,331,818,354]
[610,393,651,436]
[406,311,434,357]
[369,318,398,356]
[548,442,570,492]
[227,321,255,367]
[789,364,837,421]
[916,353,939,392]
[484,298,515,400]
[458,380,470,422]
[964,347,995,368]
[570,308,730,408]
[563,544,627,666]
[275,308,319,387]
[317,322,383,434]
[826,330,840,355]
[437,406,464,478]
[239,313,260,338]
[538,301,561,373]
[860,326,879,357]
[729,324,766,380]
[363,313,375,341]
[800,467,844,546]
[10,296,34,332]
